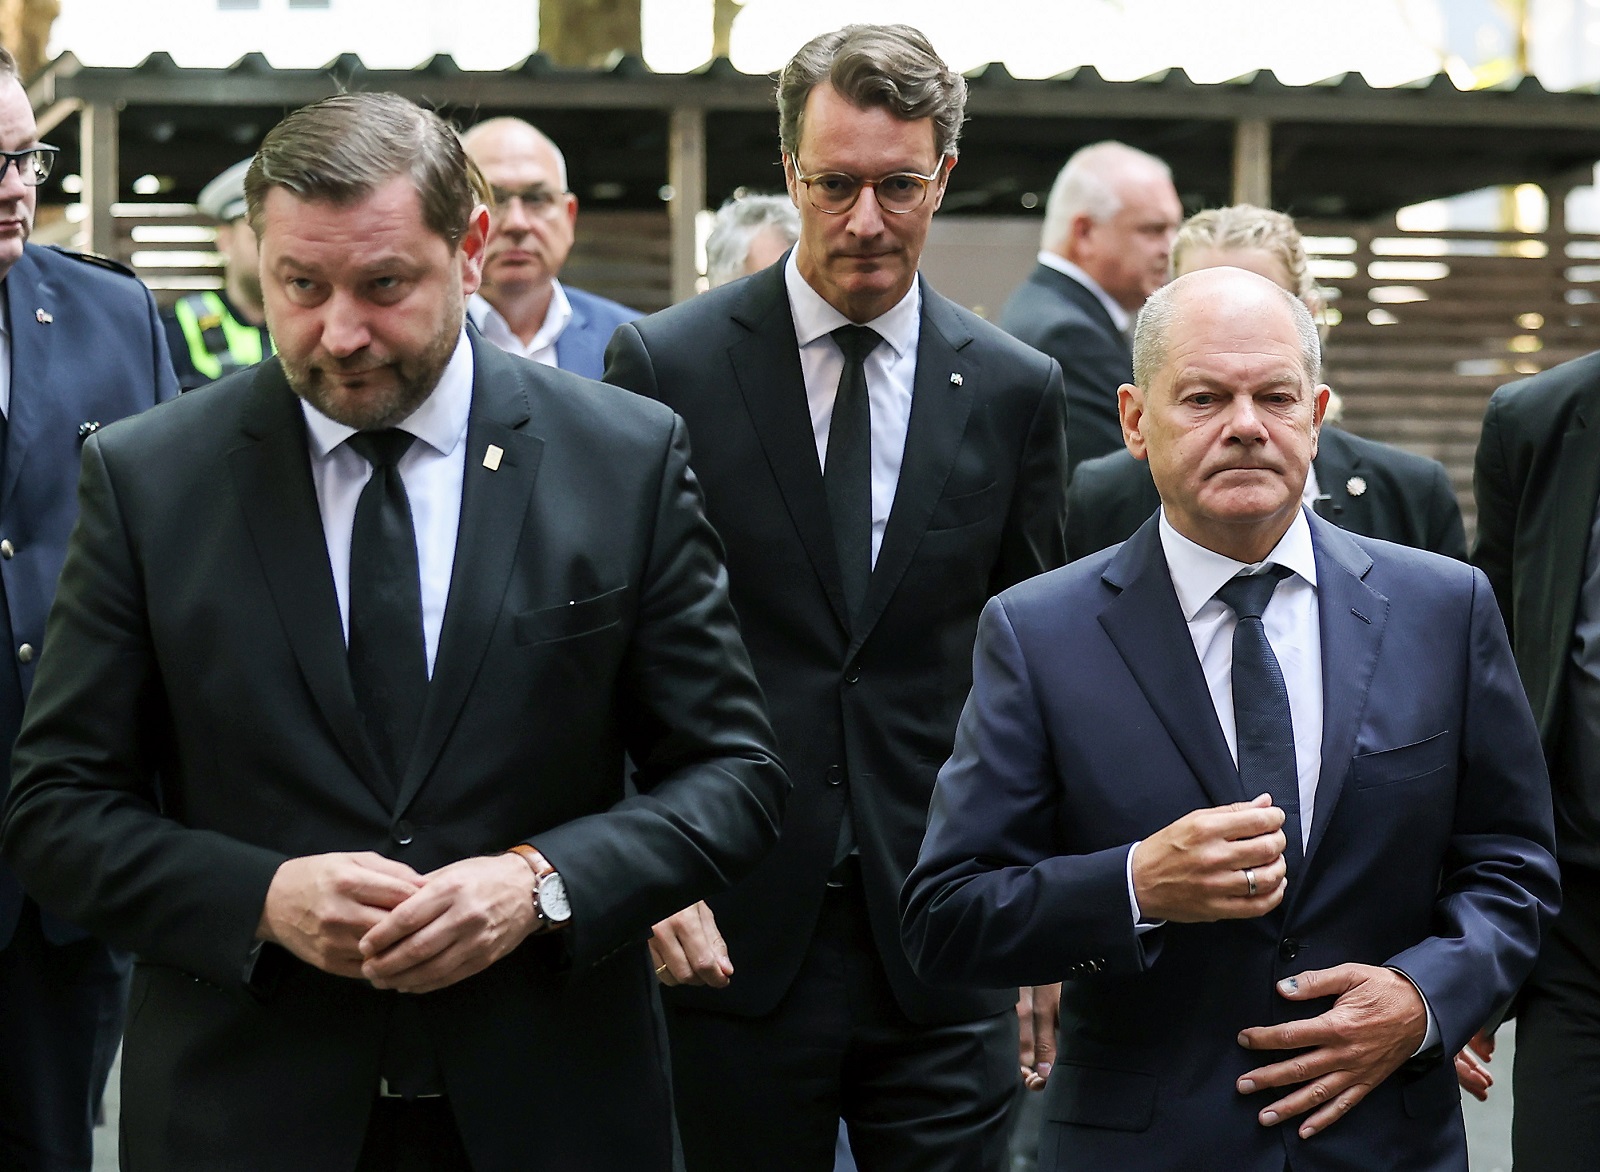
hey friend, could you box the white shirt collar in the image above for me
[300,328,474,459]
[467,280,573,356]
[1036,250,1131,334]
[783,247,920,359]
[1159,506,1319,622]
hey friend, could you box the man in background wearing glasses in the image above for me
[0,43,176,1170]
[606,23,1068,1172]
[460,117,637,379]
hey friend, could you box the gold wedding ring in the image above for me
[1244,867,1258,897]
[655,963,670,978]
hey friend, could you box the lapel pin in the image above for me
[482,444,504,471]
[35,308,51,324]
[77,421,101,439]
[949,372,963,386]
[1345,476,1367,497]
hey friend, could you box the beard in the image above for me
[281,296,464,431]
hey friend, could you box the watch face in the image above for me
[538,872,572,922]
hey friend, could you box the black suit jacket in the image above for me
[1066,426,1468,562]
[604,265,1068,1025]
[1474,350,1600,866]
[0,336,788,1172]
[998,261,1131,478]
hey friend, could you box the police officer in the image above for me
[162,158,272,390]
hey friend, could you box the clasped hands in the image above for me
[257,850,543,995]
[1129,795,1428,1139]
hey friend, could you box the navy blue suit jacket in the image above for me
[903,511,1559,1171]
[0,244,176,949]
[554,284,640,380]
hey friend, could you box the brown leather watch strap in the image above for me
[506,843,552,877]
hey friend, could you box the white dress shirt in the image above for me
[299,329,473,677]
[468,282,572,368]
[784,248,920,568]
[1036,251,1130,335]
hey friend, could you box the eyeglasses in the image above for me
[487,184,567,216]
[789,156,946,215]
[0,146,57,187]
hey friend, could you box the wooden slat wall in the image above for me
[1305,218,1599,540]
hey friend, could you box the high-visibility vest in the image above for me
[172,291,268,380]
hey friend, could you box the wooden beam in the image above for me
[1232,118,1271,207]
[81,99,117,259]
[668,105,706,305]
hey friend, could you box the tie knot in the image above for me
[347,428,416,470]
[1215,565,1291,621]
[832,325,882,365]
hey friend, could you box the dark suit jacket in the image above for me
[555,283,640,379]
[605,264,1068,1025]
[998,261,1131,478]
[1475,350,1600,866]
[0,243,176,950]
[0,336,788,1172]
[903,513,1559,1171]
[1067,426,1468,562]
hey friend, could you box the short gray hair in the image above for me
[1133,272,1321,392]
[246,92,476,248]
[1041,141,1172,252]
[706,194,799,288]
[777,24,967,161]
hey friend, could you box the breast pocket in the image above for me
[514,586,627,646]
[1351,730,1453,791]
[927,482,998,532]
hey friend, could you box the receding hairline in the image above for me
[460,117,568,187]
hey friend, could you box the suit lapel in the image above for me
[1038,264,1131,362]
[227,361,391,805]
[852,282,975,651]
[1309,428,1370,536]
[394,337,543,816]
[1301,516,1386,873]
[1535,406,1600,743]
[1098,518,1244,808]
[3,248,55,509]
[726,266,852,634]
[552,293,589,373]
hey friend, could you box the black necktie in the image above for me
[346,429,427,794]
[1215,565,1302,874]
[826,325,881,628]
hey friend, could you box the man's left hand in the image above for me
[1236,964,1428,1139]
[358,854,540,994]
[1018,983,1060,1090]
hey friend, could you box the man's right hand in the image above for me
[650,901,733,988]
[257,852,425,979]
[1132,794,1287,922]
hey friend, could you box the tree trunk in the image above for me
[712,0,743,60]
[1,0,60,79]
[539,0,641,69]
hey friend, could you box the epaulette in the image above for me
[44,245,138,279]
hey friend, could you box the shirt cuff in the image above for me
[1387,967,1440,1056]
[1125,842,1165,935]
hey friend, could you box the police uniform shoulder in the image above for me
[42,244,139,279]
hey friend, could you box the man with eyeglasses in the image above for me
[606,23,1068,1172]
[460,117,637,380]
[0,43,176,1170]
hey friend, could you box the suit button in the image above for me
[844,665,861,685]
[1279,938,1300,962]
[391,820,414,846]
[826,765,843,786]
[16,643,33,664]
[0,540,14,559]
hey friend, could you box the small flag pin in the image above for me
[1346,476,1367,497]
[483,444,504,471]
[950,372,963,386]
[35,308,51,324]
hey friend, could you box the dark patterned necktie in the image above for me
[345,428,427,794]
[1215,565,1302,874]
[826,325,881,629]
